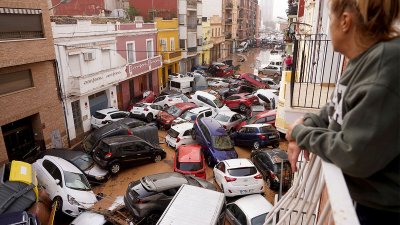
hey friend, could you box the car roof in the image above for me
[101,135,144,145]
[259,149,289,164]
[96,108,119,114]
[193,91,217,100]
[216,110,237,117]
[44,148,85,160]
[200,117,227,136]
[90,122,129,139]
[42,155,82,173]
[170,77,195,82]
[171,122,194,132]
[232,93,251,98]
[223,158,254,169]
[174,102,196,110]
[257,109,277,118]
[233,194,273,219]
[140,172,188,192]
[243,124,273,128]
[178,144,202,162]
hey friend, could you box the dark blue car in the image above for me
[192,117,238,166]
[231,124,280,149]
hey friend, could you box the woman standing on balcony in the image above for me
[285,0,400,225]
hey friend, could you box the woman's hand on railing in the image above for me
[287,141,310,172]
[286,117,304,142]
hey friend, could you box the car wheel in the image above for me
[191,129,196,140]
[109,162,121,174]
[266,177,272,189]
[272,142,280,148]
[239,104,247,112]
[253,141,260,150]
[146,212,161,225]
[163,104,169,109]
[207,156,213,167]
[146,113,153,123]
[53,196,63,212]
[154,154,162,162]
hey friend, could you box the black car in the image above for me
[0,211,39,225]
[42,149,110,185]
[124,172,216,224]
[250,148,293,191]
[82,118,147,153]
[93,135,166,174]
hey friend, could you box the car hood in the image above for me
[84,164,109,179]
[160,113,176,123]
[211,148,238,161]
[66,188,97,209]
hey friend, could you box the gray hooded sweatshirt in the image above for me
[292,37,400,212]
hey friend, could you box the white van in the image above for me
[169,77,194,94]
[157,184,226,225]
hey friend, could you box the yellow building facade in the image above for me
[201,19,213,65]
[155,18,182,90]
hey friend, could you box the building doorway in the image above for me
[71,100,84,138]
[88,91,108,115]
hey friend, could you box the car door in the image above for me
[40,159,63,199]
[226,204,247,225]
[234,127,247,145]
[225,96,240,109]
[214,162,226,187]
[245,127,259,145]
[119,144,140,164]
[253,154,269,178]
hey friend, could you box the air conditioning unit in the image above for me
[160,39,167,45]
[83,52,95,61]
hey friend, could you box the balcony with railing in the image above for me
[263,154,360,225]
[161,51,182,64]
[187,0,197,10]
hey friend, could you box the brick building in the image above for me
[0,0,67,163]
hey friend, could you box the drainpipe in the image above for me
[53,59,71,148]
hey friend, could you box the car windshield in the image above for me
[64,171,91,191]
[180,110,196,121]
[167,106,183,117]
[215,114,230,122]
[213,98,224,108]
[177,161,203,171]
[73,154,94,171]
[167,128,179,138]
[93,112,106,119]
[212,135,233,150]
[251,213,268,225]
[228,167,257,176]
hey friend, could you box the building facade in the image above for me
[49,0,129,17]
[155,17,182,89]
[52,18,161,143]
[201,18,213,65]
[209,15,225,62]
[223,0,238,54]
[0,0,68,163]
[237,0,259,41]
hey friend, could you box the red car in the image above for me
[174,144,207,179]
[239,73,270,89]
[127,90,155,111]
[235,109,277,130]
[208,63,235,77]
[224,93,259,112]
[157,102,197,129]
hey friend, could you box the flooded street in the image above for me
[228,47,273,74]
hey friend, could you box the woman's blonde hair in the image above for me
[330,0,400,41]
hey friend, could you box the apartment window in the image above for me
[146,39,154,58]
[68,54,81,76]
[178,14,185,25]
[161,38,167,52]
[0,70,33,95]
[179,39,186,49]
[126,42,136,63]
[170,38,175,51]
[0,8,44,40]
[102,50,111,70]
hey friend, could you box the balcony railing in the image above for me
[0,31,44,40]
[225,19,233,24]
[263,154,360,225]
[187,47,197,52]
[187,0,197,9]
[290,35,343,109]
[161,51,182,63]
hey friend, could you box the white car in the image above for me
[214,111,245,133]
[261,77,280,90]
[190,91,231,114]
[130,103,163,122]
[172,106,214,126]
[213,158,264,197]
[90,108,129,129]
[258,64,281,76]
[226,194,273,225]
[165,122,196,150]
[207,77,230,88]
[153,94,190,109]
[254,89,279,109]
[33,156,97,217]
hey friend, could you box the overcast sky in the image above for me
[272,0,287,19]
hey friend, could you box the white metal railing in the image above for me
[264,154,360,225]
